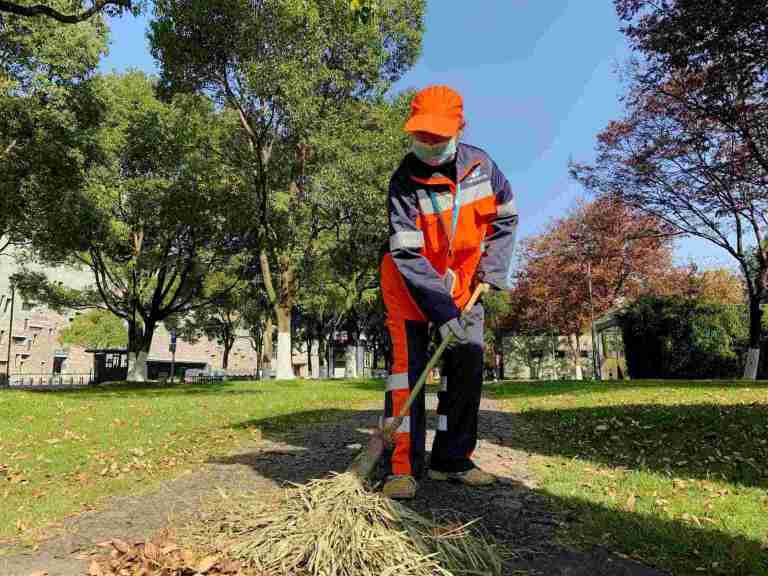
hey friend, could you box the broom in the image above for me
[347,282,490,481]
[189,283,502,576]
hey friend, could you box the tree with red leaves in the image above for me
[510,196,679,380]
[572,0,768,379]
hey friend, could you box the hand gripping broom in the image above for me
[347,282,490,481]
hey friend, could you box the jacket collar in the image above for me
[407,143,481,188]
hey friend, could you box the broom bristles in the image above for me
[190,471,504,576]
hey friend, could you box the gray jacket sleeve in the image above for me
[477,159,518,290]
[388,175,461,325]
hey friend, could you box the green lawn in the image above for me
[0,379,381,544]
[3,377,767,575]
[489,379,768,576]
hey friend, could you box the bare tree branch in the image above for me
[0,0,131,23]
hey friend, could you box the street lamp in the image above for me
[5,284,15,380]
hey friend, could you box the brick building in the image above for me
[0,249,278,379]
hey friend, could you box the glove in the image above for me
[439,317,471,347]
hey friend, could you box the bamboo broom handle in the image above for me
[384,282,490,434]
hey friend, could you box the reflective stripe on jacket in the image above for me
[387,142,518,325]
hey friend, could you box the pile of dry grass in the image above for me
[185,471,505,576]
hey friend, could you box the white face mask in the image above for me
[411,137,458,166]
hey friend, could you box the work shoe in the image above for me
[382,475,418,499]
[428,466,496,486]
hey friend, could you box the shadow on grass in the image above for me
[211,403,767,575]
[485,378,768,399]
[548,490,766,576]
[228,408,356,435]
[509,403,768,489]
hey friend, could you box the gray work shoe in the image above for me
[428,466,496,486]
[382,474,418,499]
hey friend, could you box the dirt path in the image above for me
[0,394,670,576]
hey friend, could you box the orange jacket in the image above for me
[386,142,518,324]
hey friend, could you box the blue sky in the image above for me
[98,0,732,270]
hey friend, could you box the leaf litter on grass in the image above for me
[84,528,245,576]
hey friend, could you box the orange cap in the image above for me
[404,85,464,137]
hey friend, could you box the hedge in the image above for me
[617,295,753,379]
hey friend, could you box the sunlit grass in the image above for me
[490,379,768,576]
[0,379,382,543]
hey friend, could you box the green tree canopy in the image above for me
[1,2,108,255]
[58,309,128,349]
[14,71,254,381]
[149,0,425,379]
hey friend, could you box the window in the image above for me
[21,301,33,311]
[105,353,123,368]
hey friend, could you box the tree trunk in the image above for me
[743,294,762,380]
[495,330,505,380]
[310,339,320,379]
[261,316,273,375]
[260,249,296,381]
[275,302,294,380]
[345,342,358,379]
[255,330,263,378]
[127,320,155,382]
[570,333,583,381]
[222,340,231,370]
[317,336,326,377]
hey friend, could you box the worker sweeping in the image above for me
[379,85,519,500]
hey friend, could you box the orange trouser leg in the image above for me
[380,254,428,478]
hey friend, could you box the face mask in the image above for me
[412,137,457,166]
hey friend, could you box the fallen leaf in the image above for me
[160,544,179,554]
[218,559,241,574]
[111,539,132,555]
[143,541,159,562]
[88,560,102,576]
[625,493,637,512]
[180,549,198,566]
[197,555,219,572]
[28,571,48,576]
